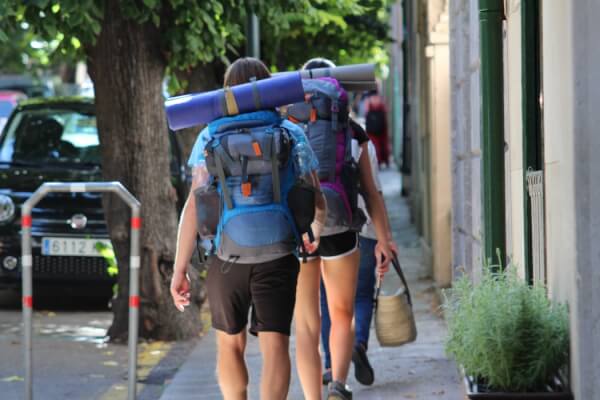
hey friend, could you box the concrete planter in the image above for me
[464,375,573,399]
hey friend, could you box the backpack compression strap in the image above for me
[214,150,233,210]
[269,131,281,203]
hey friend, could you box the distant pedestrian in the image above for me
[364,92,390,167]
[321,140,398,387]
[170,57,325,400]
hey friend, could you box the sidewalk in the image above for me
[160,168,464,399]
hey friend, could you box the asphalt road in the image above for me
[0,291,131,399]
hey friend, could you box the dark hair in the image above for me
[223,57,271,87]
[302,57,336,70]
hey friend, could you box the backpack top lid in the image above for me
[302,77,348,103]
[286,77,349,125]
[207,109,281,134]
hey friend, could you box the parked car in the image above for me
[0,90,27,133]
[0,75,53,98]
[0,97,189,295]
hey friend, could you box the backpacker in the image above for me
[286,77,366,236]
[196,117,308,264]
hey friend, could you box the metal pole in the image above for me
[21,208,32,400]
[20,182,141,400]
[128,206,141,400]
[246,12,260,58]
[479,0,506,266]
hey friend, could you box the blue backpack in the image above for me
[196,117,306,264]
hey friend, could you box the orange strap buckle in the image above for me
[288,115,300,124]
[310,108,318,122]
[242,182,252,197]
[252,142,263,157]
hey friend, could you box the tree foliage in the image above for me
[262,0,393,73]
[0,1,391,81]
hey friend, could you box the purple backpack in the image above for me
[286,77,365,236]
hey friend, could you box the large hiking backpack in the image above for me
[286,77,365,236]
[196,118,308,264]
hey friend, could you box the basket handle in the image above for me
[374,255,413,307]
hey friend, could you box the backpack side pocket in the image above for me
[194,185,221,240]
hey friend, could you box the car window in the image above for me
[0,108,100,165]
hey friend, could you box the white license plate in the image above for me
[41,237,112,257]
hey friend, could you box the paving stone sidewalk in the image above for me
[160,168,465,399]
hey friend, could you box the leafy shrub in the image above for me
[443,265,569,392]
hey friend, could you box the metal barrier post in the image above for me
[21,182,141,400]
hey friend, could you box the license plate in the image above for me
[41,237,112,257]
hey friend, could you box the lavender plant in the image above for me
[444,264,569,392]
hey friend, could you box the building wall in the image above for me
[503,1,526,275]
[540,1,574,304]
[571,0,600,392]
[402,0,453,285]
[428,3,452,287]
[445,0,599,396]
[389,2,404,166]
[449,0,482,280]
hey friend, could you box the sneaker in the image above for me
[327,381,352,400]
[322,369,332,385]
[352,343,374,386]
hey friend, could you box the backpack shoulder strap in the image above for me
[213,146,233,210]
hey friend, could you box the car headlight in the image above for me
[0,195,15,223]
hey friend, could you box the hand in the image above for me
[170,269,191,312]
[374,241,393,279]
[389,240,399,257]
[303,232,320,254]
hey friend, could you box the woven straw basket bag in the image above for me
[374,257,417,347]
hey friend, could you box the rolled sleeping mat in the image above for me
[165,72,305,131]
[277,63,377,91]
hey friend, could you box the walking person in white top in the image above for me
[321,139,398,386]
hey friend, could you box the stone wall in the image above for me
[449,0,482,280]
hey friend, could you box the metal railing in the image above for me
[21,182,141,400]
[526,170,546,283]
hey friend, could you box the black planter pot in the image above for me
[464,375,573,399]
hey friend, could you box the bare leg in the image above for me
[322,249,360,384]
[294,258,323,400]
[216,330,248,400]
[259,332,292,400]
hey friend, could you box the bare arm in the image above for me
[359,143,391,242]
[302,170,326,253]
[171,165,209,311]
[358,142,394,271]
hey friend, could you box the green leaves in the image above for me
[443,265,569,392]
[261,0,392,72]
[95,241,118,277]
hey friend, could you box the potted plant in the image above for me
[443,264,572,399]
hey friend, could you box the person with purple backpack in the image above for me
[286,58,396,400]
[321,138,398,387]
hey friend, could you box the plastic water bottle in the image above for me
[293,141,315,178]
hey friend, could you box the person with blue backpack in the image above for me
[286,58,397,400]
[170,57,326,400]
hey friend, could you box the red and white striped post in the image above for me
[128,213,141,399]
[21,182,141,400]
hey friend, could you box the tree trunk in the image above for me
[174,62,221,161]
[87,1,204,341]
